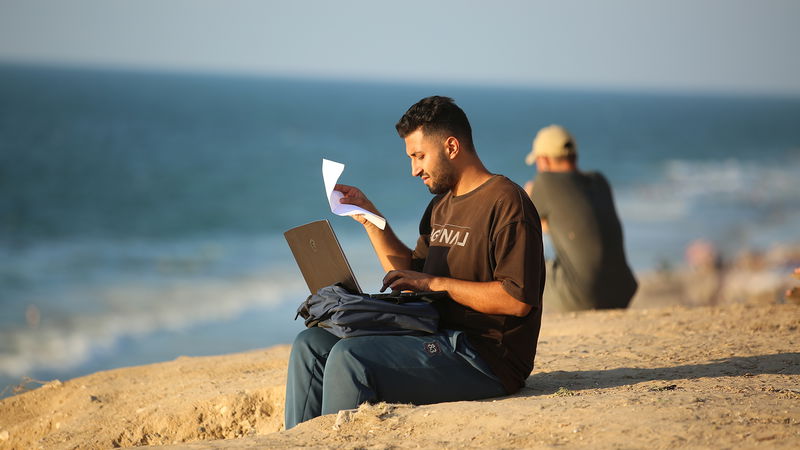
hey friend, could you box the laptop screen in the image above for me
[284,220,362,294]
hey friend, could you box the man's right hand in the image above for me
[336,183,412,272]
[335,184,381,226]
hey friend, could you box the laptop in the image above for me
[284,220,447,303]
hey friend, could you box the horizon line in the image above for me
[2,58,799,101]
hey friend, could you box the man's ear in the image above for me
[536,156,550,171]
[444,136,460,159]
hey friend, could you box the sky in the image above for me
[0,0,799,95]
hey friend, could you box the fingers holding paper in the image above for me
[334,184,386,229]
[322,159,386,230]
[335,184,378,214]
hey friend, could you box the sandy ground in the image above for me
[1,294,798,449]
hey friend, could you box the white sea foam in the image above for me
[616,157,800,269]
[0,272,307,377]
[617,158,799,221]
[0,232,312,378]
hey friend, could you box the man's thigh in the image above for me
[325,332,504,405]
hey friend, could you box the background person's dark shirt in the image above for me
[530,171,637,311]
[412,175,545,394]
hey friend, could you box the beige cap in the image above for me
[524,125,577,165]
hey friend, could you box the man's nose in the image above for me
[411,162,423,177]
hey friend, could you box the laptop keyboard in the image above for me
[369,291,448,303]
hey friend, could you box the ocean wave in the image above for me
[617,157,800,221]
[0,255,307,377]
[615,157,800,269]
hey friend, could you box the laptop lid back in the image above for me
[284,220,362,294]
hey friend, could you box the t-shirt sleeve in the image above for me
[493,220,544,306]
[411,235,428,272]
[411,196,439,271]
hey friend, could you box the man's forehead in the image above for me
[404,128,427,154]
[406,127,426,141]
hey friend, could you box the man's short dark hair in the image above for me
[555,154,577,164]
[395,96,474,151]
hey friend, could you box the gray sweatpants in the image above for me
[284,327,506,429]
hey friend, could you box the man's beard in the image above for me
[425,161,457,195]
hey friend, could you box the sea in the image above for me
[2,64,799,396]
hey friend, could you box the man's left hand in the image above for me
[381,270,436,293]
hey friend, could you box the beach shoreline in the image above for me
[2,299,798,449]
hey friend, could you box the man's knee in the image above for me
[290,327,339,361]
[292,327,322,347]
[325,338,370,376]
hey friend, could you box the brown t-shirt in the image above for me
[412,175,545,394]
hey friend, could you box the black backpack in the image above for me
[296,284,442,338]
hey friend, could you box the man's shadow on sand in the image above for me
[516,352,800,396]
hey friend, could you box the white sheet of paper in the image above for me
[322,159,386,230]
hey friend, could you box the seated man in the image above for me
[285,96,545,429]
[524,125,637,313]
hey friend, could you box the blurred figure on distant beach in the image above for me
[787,267,800,304]
[524,125,637,313]
[633,242,800,309]
[682,239,725,306]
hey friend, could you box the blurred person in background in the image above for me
[524,125,637,312]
